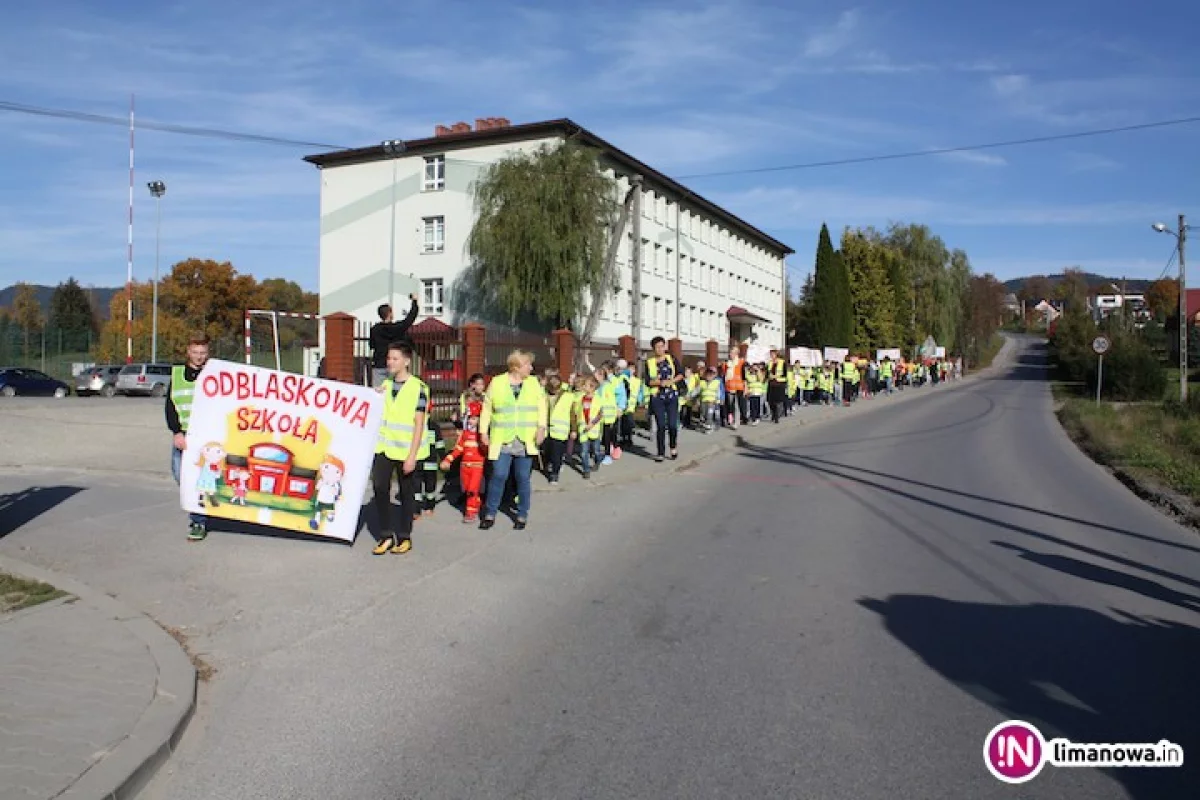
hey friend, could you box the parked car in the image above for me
[0,367,70,398]
[75,365,123,397]
[115,363,172,396]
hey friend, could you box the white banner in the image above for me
[876,348,902,362]
[790,347,822,367]
[179,359,383,543]
[824,346,849,363]
[934,347,946,358]
[745,344,772,364]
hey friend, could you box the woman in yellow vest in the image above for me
[372,342,430,555]
[479,349,547,531]
[766,349,788,423]
[641,336,685,462]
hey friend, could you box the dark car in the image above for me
[0,367,70,398]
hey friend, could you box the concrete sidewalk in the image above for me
[0,556,195,800]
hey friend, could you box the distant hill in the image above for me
[0,284,120,319]
[1002,273,1156,295]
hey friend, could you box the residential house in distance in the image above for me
[1089,287,1149,325]
[303,118,793,350]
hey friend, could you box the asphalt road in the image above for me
[3,336,1197,799]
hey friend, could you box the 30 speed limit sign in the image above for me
[1092,336,1110,355]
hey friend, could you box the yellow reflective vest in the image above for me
[480,375,547,461]
[547,390,577,442]
[700,378,720,403]
[376,375,431,461]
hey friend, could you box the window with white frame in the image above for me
[421,278,444,315]
[612,288,622,322]
[422,156,445,191]
[653,297,661,329]
[641,239,650,272]
[665,299,673,333]
[422,216,445,253]
[665,247,673,280]
[653,243,662,276]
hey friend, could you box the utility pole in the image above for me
[1180,214,1188,403]
[631,176,643,347]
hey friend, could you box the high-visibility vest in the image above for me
[723,359,745,392]
[746,374,765,396]
[626,376,643,410]
[646,356,679,396]
[841,362,857,381]
[820,372,833,391]
[880,361,894,378]
[787,370,796,394]
[599,379,618,424]
[483,375,545,460]
[170,365,196,432]
[700,378,720,403]
[376,376,431,461]
[577,394,603,441]
[548,391,576,441]
[683,373,699,408]
[770,360,787,382]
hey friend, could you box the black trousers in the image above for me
[545,437,567,478]
[724,391,747,424]
[650,395,679,456]
[420,465,438,510]
[372,452,417,540]
[619,413,635,445]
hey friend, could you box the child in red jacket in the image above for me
[440,399,487,522]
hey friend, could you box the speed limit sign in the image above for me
[1092,336,1110,355]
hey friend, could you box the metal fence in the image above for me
[484,328,554,378]
[0,326,98,380]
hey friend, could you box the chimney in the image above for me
[434,124,452,137]
[496,117,510,127]
[451,121,470,134]
[475,118,490,131]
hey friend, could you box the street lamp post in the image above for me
[147,180,166,364]
[381,140,406,310]
[1153,215,1191,403]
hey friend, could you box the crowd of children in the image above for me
[415,346,960,524]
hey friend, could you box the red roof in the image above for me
[1188,289,1200,322]
[409,317,456,335]
[726,305,771,323]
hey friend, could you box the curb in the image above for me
[0,554,196,800]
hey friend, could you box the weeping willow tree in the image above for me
[466,141,620,334]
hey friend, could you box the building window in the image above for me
[665,247,673,281]
[653,243,662,276]
[612,288,622,322]
[641,239,650,272]
[422,216,445,253]
[423,156,445,191]
[421,278,444,315]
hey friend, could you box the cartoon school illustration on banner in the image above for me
[179,359,383,543]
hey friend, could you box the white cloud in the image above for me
[988,72,1159,127]
[1062,151,1121,172]
[934,150,1008,167]
[803,9,861,58]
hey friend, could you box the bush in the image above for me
[1050,311,1167,401]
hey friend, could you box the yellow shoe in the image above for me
[372,537,394,555]
[391,538,412,555]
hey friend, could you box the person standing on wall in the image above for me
[371,342,429,555]
[478,350,547,531]
[643,336,685,462]
[369,294,420,388]
[166,332,212,542]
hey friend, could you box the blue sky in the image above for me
[2,0,1199,296]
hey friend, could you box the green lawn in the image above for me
[0,571,68,613]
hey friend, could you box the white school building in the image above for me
[304,117,793,350]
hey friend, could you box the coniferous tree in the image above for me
[842,228,896,351]
[49,277,97,352]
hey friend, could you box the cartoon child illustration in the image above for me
[195,442,227,508]
[310,454,345,531]
[227,467,251,506]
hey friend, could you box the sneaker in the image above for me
[655,455,664,463]
[372,536,395,555]
[187,523,207,542]
[391,538,412,554]
[479,518,496,530]
[583,471,591,480]
[514,519,527,531]
[602,456,613,466]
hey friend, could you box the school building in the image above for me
[303,117,793,350]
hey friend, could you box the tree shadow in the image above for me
[735,440,1200,555]
[992,540,1200,613]
[0,485,86,538]
[860,594,1199,799]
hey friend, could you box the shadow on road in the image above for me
[992,541,1200,613]
[860,594,1199,799]
[735,441,1200,556]
[0,485,86,539]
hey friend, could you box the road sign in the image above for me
[1092,336,1110,355]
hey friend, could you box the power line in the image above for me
[675,115,1200,180]
[0,99,348,150]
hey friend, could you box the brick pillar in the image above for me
[553,329,574,377]
[668,337,683,362]
[322,312,356,384]
[462,323,486,382]
[618,335,636,365]
[706,339,718,366]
